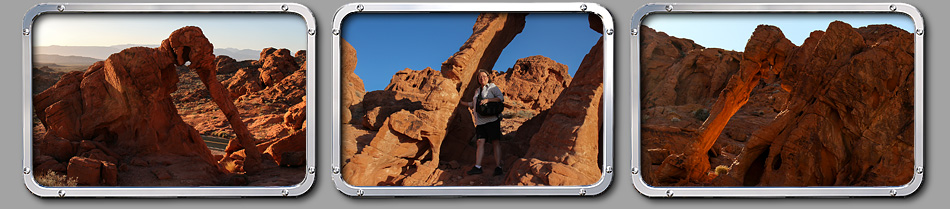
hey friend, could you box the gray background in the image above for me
[1,0,944,207]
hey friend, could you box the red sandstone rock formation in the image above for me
[439,13,527,163]
[225,47,300,98]
[504,36,604,186]
[33,26,265,186]
[342,13,604,187]
[729,22,914,186]
[342,13,526,186]
[639,26,703,98]
[341,39,366,125]
[31,66,65,95]
[493,55,572,111]
[640,29,742,109]
[643,21,914,186]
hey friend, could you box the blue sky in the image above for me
[343,13,602,92]
[33,13,306,52]
[642,13,914,52]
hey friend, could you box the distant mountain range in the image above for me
[34,45,274,61]
[33,54,101,66]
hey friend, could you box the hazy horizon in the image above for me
[34,45,287,61]
[33,13,306,60]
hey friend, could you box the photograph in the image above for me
[339,12,605,186]
[639,13,916,187]
[30,13,308,187]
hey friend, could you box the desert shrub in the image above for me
[715,165,730,175]
[502,110,536,119]
[35,170,77,187]
[211,130,233,139]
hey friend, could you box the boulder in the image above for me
[67,157,102,186]
[263,130,306,167]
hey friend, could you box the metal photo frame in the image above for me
[22,3,316,197]
[631,3,924,197]
[331,2,614,196]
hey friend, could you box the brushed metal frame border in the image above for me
[331,2,615,197]
[22,3,316,197]
[630,3,924,197]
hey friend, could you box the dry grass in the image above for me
[222,159,244,173]
[715,165,731,175]
[502,110,536,119]
[35,170,77,187]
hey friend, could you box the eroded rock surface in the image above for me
[504,37,604,186]
[30,26,306,186]
[643,22,914,187]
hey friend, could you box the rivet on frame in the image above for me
[579,189,587,196]
[916,166,923,174]
[916,28,924,36]
[666,190,674,197]
[23,167,30,175]
[281,4,289,12]
[308,28,315,36]
[579,4,587,11]
[632,167,639,175]
[357,189,364,196]
[58,190,65,197]
[631,28,638,36]
[307,166,315,174]
[332,29,340,36]
[665,5,673,12]
[57,5,65,12]
[890,189,897,196]
[332,166,340,174]
[605,29,614,36]
[605,166,613,174]
[889,4,897,12]
[23,28,30,36]
[357,4,364,12]
[281,189,289,196]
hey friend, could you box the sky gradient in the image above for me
[642,13,915,52]
[343,13,602,92]
[33,13,307,52]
